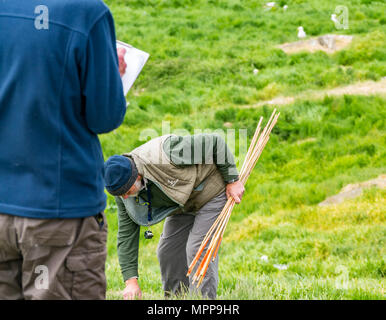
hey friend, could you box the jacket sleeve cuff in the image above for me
[122,268,139,282]
[222,165,239,184]
[224,176,240,184]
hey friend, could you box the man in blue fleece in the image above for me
[0,0,127,299]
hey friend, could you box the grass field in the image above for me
[101,0,385,299]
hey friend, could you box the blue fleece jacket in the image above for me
[0,0,126,218]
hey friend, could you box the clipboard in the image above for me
[116,40,150,96]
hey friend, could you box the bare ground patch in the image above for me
[319,174,386,206]
[278,34,354,54]
[243,78,386,109]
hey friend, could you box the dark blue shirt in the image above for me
[0,0,127,218]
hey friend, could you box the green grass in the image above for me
[100,0,386,299]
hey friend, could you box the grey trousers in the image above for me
[0,212,107,300]
[156,191,227,299]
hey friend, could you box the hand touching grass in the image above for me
[123,278,142,300]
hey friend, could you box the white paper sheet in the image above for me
[116,40,149,96]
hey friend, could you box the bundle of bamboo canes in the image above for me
[186,109,280,288]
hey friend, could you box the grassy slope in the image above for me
[101,0,386,299]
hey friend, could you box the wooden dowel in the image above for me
[241,112,279,183]
[187,209,224,275]
[192,239,214,281]
[212,202,233,261]
[197,203,234,286]
[194,200,235,286]
[212,235,223,262]
[192,208,229,282]
[241,135,269,184]
[240,117,263,174]
[187,198,233,275]
[213,198,235,261]
[193,204,232,284]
